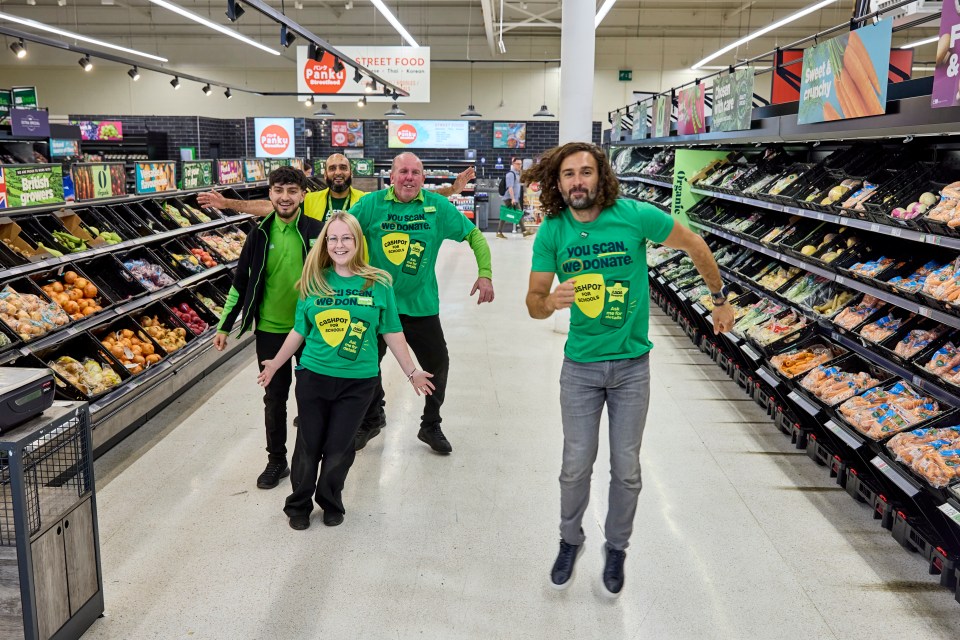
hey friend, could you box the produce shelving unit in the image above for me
[0,181,265,455]
[613,82,960,603]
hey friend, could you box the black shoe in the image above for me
[418,424,452,454]
[550,539,584,590]
[601,544,626,596]
[354,424,382,451]
[322,511,344,527]
[288,515,310,530]
[257,461,290,489]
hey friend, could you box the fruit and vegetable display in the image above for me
[86,226,123,245]
[890,191,938,221]
[770,343,844,378]
[894,327,947,359]
[0,286,70,340]
[756,265,800,291]
[921,182,960,228]
[921,259,960,303]
[647,245,680,267]
[171,301,209,335]
[745,310,808,347]
[181,203,212,223]
[848,256,899,278]
[168,251,206,275]
[819,179,862,206]
[887,427,960,487]
[839,182,877,210]
[139,315,188,353]
[39,271,106,321]
[49,231,91,254]
[123,258,176,291]
[800,364,882,406]
[195,293,223,315]
[858,313,910,344]
[163,203,192,228]
[2,238,31,259]
[48,355,122,396]
[838,382,942,441]
[782,274,830,305]
[924,342,960,386]
[733,299,784,337]
[0,331,11,349]
[199,230,245,261]
[100,327,163,374]
[812,290,856,317]
[833,295,884,330]
[888,261,942,294]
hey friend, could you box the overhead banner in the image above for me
[388,120,469,149]
[712,69,755,132]
[933,1,960,108]
[182,161,214,189]
[331,121,364,147]
[72,163,125,200]
[244,159,266,183]
[134,161,177,195]
[217,160,244,185]
[254,117,295,158]
[10,108,50,137]
[11,86,37,109]
[631,103,648,140]
[653,96,671,138]
[677,85,706,135]
[297,45,430,102]
[0,164,64,209]
[798,18,892,124]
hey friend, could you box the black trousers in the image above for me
[361,314,450,429]
[284,369,378,517]
[255,330,302,463]
[497,198,526,233]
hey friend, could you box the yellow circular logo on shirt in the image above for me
[382,232,409,266]
[573,273,605,319]
[315,309,351,347]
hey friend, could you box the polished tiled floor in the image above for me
[85,231,960,639]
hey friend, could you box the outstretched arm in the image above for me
[465,228,494,304]
[383,332,435,395]
[435,166,476,198]
[197,190,273,217]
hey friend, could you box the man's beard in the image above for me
[327,175,352,194]
[562,188,597,210]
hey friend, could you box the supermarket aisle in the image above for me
[84,234,960,640]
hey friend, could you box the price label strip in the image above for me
[787,390,822,417]
[871,456,920,497]
[824,419,865,450]
[937,502,960,527]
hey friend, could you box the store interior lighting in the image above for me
[370,0,419,48]
[145,0,279,56]
[333,57,344,74]
[313,102,335,117]
[357,95,367,107]
[384,102,406,117]
[78,55,92,71]
[225,0,245,22]
[900,36,938,50]
[304,95,313,107]
[9,38,25,58]
[461,62,482,118]
[0,10,168,61]
[280,24,296,48]
[202,83,212,95]
[594,0,617,28]
[170,76,181,89]
[353,67,363,84]
[533,62,554,118]
[691,0,837,70]
[224,87,232,99]
[127,66,140,81]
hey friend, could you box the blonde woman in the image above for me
[258,211,434,530]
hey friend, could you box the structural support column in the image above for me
[558,0,595,144]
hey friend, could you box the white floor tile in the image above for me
[83,232,960,640]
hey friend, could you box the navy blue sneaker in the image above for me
[550,539,584,590]
[601,544,626,597]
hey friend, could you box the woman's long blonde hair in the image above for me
[297,210,392,297]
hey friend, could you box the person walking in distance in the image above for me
[214,167,324,489]
[497,157,533,239]
[351,152,495,453]
[257,211,435,530]
[524,142,734,596]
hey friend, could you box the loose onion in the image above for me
[74,277,89,290]
[83,284,98,299]
[64,271,78,284]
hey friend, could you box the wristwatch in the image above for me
[711,284,731,306]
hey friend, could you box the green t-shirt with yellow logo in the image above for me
[293,271,402,379]
[351,187,477,317]
[531,199,676,363]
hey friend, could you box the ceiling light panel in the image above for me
[145,0,280,56]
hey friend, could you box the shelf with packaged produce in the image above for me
[0,183,263,454]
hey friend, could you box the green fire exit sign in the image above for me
[619,70,632,81]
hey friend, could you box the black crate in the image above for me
[117,247,179,293]
[136,301,197,353]
[23,332,131,401]
[154,238,210,279]
[136,200,188,231]
[73,253,149,303]
[90,314,170,376]
[160,290,218,337]
[29,265,115,322]
[844,466,879,504]
[873,491,896,529]
[0,277,72,343]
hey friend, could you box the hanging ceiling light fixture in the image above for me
[0,11,168,61]
[332,57,344,74]
[225,0,245,22]
[127,66,140,81]
[304,95,313,107]
[357,95,367,107]
[9,38,25,58]
[224,87,233,99]
[384,102,406,117]
[78,55,92,71]
[314,103,336,117]
[533,62,554,117]
[461,61,482,118]
[170,76,181,89]
[202,83,212,96]
[280,24,296,48]
[145,0,279,56]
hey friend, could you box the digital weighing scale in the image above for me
[0,368,56,432]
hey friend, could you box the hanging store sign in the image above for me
[262,158,292,176]
[217,160,244,185]
[134,161,177,195]
[72,163,125,200]
[653,95,671,138]
[244,159,266,183]
[296,45,430,102]
[712,69,755,132]
[631,103,648,140]
[10,108,50,137]
[797,18,892,124]
[254,117,295,158]
[672,150,727,228]
[350,158,375,176]
[11,86,38,109]
[182,161,214,189]
[72,120,123,141]
[0,164,64,209]
[331,121,364,148]
[49,139,80,157]
[933,0,960,108]
[677,85,706,135]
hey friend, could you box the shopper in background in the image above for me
[214,167,323,490]
[257,211,435,530]
[497,157,533,240]
[524,142,734,596]
[198,158,475,220]
[351,152,494,454]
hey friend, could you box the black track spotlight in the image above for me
[307,43,318,60]
[357,95,367,107]
[128,66,140,81]
[333,57,344,74]
[391,90,399,101]
[78,56,92,71]
[202,84,212,96]
[281,25,296,48]
[304,95,314,107]
[225,0,245,21]
[10,39,26,59]
[170,76,181,90]
[353,67,362,84]
[224,88,233,99]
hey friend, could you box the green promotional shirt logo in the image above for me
[337,318,370,361]
[402,239,427,275]
[601,280,630,328]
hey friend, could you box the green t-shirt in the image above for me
[293,271,402,378]
[258,211,306,333]
[330,196,348,212]
[352,187,476,317]
[531,199,675,363]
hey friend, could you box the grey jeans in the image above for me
[558,353,651,551]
